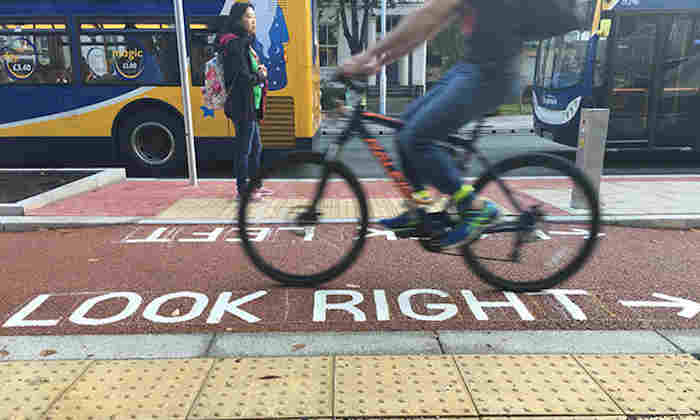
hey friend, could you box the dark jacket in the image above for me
[462,0,522,66]
[217,33,268,122]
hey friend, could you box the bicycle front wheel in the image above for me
[238,152,369,286]
[463,153,601,292]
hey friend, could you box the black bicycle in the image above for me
[238,76,601,292]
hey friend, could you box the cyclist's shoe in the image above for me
[440,201,500,249]
[411,189,433,205]
[378,210,418,232]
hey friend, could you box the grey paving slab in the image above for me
[437,330,682,354]
[16,168,125,211]
[207,331,442,357]
[0,333,214,361]
[657,329,700,353]
[0,216,141,232]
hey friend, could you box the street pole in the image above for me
[173,0,198,186]
[379,0,387,115]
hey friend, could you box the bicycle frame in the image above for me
[325,102,529,218]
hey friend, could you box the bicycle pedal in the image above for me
[394,228,418,239]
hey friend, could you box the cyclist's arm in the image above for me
[369,0,463,65]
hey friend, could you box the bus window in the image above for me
[535,31,590,89]
[0,23,71,85]
[611,16,656,91]
[79,21,180,85]
[608,14,657,139]
[190,20,217,86]
[658,15,700,143]
[662,15,700,96]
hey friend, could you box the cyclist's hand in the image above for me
[339,51,381,76]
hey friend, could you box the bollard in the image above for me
[570,108,609,209]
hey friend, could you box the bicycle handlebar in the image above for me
[333,72,368,92]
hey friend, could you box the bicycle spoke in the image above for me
[464,154,601,292]
[238,153,369,285]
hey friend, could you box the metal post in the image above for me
[173,0,198,186]
[570,108,609,209]
[379,0,387,115]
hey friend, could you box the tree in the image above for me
[318,0,407,55]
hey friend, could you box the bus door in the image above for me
[606,14,661,145]
[654,14,700,149]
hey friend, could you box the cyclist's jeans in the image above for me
[397,61,511,196]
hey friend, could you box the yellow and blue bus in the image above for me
[533,0,700,152]
[0,0,321,176]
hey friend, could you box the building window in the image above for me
[318,23,337,67]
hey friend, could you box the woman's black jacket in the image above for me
[216,33,268,122]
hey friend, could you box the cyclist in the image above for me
[339,0,522,248]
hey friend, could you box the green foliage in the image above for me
[320,82,345,110]
[318,0,407,55]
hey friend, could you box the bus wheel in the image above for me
[118,110,187,177]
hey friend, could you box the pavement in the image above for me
[1,171,699,232]
[320,113,535,136]
[1,175,699,419]
[2,116,699,419]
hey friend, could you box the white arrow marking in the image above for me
[619,293,700,319]
[549,228,606,238]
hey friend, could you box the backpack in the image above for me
[201,34,238,110]
[514,0,581,41]
[202,54,228,110]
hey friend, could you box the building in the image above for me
[317,0,537,104]
[317,0,427,91]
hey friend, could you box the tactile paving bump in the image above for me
[575,354,700,414]
[190,356,332,419]
[455,355,622,415]
[45,358,213,420]
[0,360,90,420]
[482,417,627,420]
[334,355,477,417]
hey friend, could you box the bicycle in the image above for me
[238,76,601,292]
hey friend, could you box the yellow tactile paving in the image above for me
[574,354,700,415]
[158,197,452,220]
[45,358,213,420]
[455,355,623,415]
[156,198,231,218]
[157,195,506,220]
[2,354,697,419]
[189,356,332,419]
[483,417,628,420]
[0,360,90,420]
[334,355,478,417]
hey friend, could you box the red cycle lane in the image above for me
[0,224,698,336]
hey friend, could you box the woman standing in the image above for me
[217,3,273,201]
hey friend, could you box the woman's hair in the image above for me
[215,2,254,37]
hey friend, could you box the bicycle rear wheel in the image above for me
[238,152,369,286]
[463,153,601,292]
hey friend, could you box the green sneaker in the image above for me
[440,201,500,249]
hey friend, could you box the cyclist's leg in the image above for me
[399,62,507,194]
[377,71,456,229]
[398,61,512,246]
[396,67,455,199]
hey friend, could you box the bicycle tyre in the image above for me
[238,152,370,286]
[463,153,601,292]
